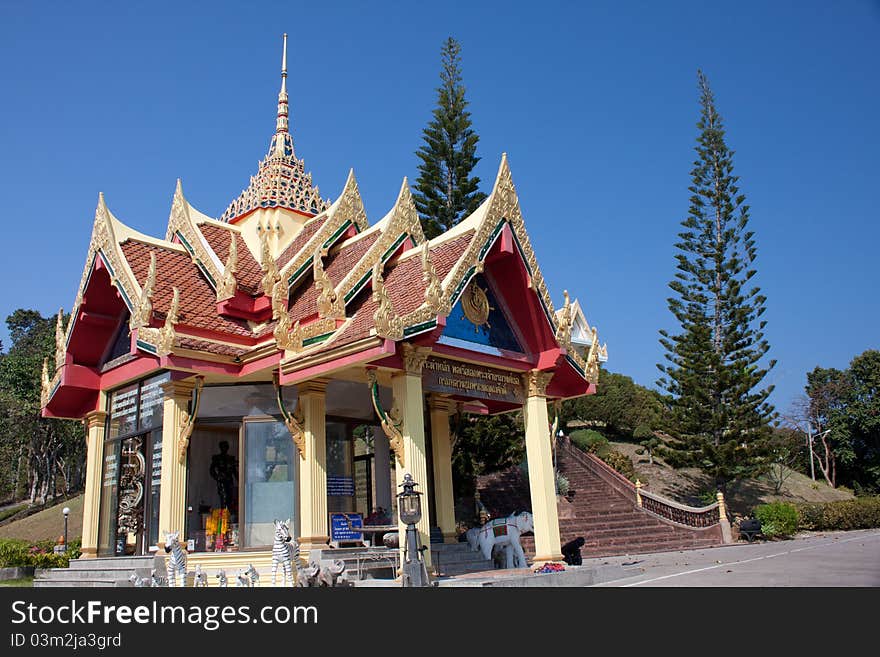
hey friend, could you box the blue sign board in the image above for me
[330,513,364,543]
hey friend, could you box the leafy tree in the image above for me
[562,368,663,438]
[803,350,880,493]
[413,37,486,239]
[451,412,524,499]
[656,70,776,492]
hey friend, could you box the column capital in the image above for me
[427,393,456,415]
[401,342,432,375]
[83,410,108,430]
[160,378,197,399]
[522,369,554,397]
[297,378,330,396]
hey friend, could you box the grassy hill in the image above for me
[0,495,83,543]
[610,441,854,516]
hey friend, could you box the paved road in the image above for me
[589,528,880,587]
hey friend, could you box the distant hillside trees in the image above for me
[0,309,85,505]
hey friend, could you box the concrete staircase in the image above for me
[429,541,496,577]
[476,445,721,560]
[33,555,157,588]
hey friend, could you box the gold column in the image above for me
[522,370,563,563]
[297,379,329,560]
[428,394,457,544]
[158,379,195,548]
[392,344,433,568]
[79,406,107,559]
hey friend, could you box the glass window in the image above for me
[108,383,138,439]
[97,441,121,556]
[242,420,295,547]
[139,372,169,431]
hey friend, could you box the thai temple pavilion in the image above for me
[41,35,607,571]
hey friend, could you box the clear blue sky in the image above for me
[1,1,878,418]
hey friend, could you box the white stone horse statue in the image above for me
[466,511,533,569]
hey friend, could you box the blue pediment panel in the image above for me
[441,273,525,354]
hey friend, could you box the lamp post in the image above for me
[62,507,70,551]
[397,474,428,587]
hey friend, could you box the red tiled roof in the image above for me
[276,216,326,270]
[197,223,264,295]
[176,336,250,357]
[121,240,254,339]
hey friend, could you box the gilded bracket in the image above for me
[366,368,405,467]
[216,233,238,302]
[274,375,306,459]
[130,253,157,331]
[177,376,205,464]
[372,261,403,339]
[54,309,66,370]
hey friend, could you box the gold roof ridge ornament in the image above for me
[313,245,342,319]
[54,309,66,370]
[366,368,404,467]
[130,253,157,330]
[372,261,402,339]
[140,286,180,357]
[260,229,281,297]
[421,241,446,314]
[555,290,573,347]
[216,233,238,301]
[41,358,51,408]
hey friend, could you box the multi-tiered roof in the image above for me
[42,36,606,420]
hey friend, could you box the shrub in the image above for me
[795,497,880,531]
[555,473,570,497]
[601,449,637,482]
[570,429,608,454]
[0,538,76,568]
[754,502,799,538]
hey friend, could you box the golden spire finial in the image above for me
[275,33,289,139]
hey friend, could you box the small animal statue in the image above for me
[193,563,208,587]
[235,569,250,587]
[271,519,295,586]
[163,531,187,587]
[317,560,346,587]
[296,561,321,587]
[245,563,260,587]
[216,569,228,588]
[129,573,146,587]
[466,511,534,569]
[149,568,162,587]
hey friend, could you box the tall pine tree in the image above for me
[414,37,486,239]
[657,70,776,492]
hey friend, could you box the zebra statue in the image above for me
[129,573,146,587]
[216,570,228,587]
[271,519,296,586]
[193,563,208,587]
[149,568,162,587]
[163,531,187,588]
[245,563,260,587]
[235,569,249,587]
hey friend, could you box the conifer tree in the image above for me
[657,71,776,492]
[414,37,485,239]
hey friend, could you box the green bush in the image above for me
[795,497,880,531]
[570,429,608,454]
[754,502,799,538]
[600,449,637,482]
[555,473,570,497]
[0,538,76,569]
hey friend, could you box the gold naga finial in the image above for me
[313,245,340,318]
[421,241,444,314]
[260,228,280,297]
[372,260,402,339]
[156,287,180,357]
[41,357,50,407]
[131,253,157,330]
[556,289,573,346]
[54,308,66,370]
[217,233,238,302]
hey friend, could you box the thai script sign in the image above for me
[327,475,355,497]
[423,356,524,404]
[330,512,364,543]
